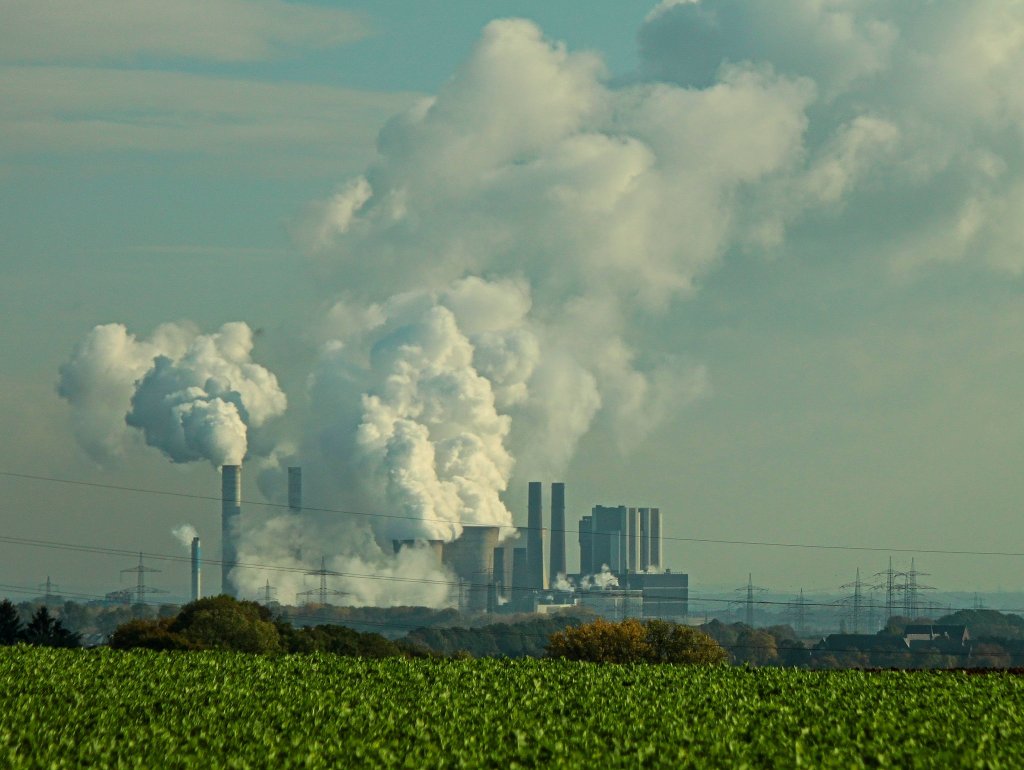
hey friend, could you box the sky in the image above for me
[3,0,1024,607]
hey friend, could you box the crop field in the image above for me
[2,648,1023,769]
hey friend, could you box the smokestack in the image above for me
[190,537,201,602]
[527,481,546,589]
[221,464,241,598]
[549,482,566,580]
[287,466,302,513]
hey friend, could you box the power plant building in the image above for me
[580,504,663,577]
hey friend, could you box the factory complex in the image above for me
[214,467,688,622]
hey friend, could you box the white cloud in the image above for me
[0,0,368,63]
[0,66,419,173]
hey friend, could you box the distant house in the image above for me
[904,625,970,647]
[820,634,909,654]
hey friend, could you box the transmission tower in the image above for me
[902,558,935,619]
[120,553,164,604]
[838,568,867,634]
[261,579,277,605]
[38,576,60,604]
[872,557,899,628]
[734,574,768,627]
[786,588,810,637]
[298,555,349,606]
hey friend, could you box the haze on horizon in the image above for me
[3,0,1024,605]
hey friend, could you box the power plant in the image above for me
[210,466,686,621]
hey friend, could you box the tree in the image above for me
[108,618,198,651]
[168,596,280,653]
[732,629,779,666]
[547,618,726,665]
[643,619,729,665]
[22,606,81,648]
[0,599,23,645]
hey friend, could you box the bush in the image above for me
[108,618,198,651]
[547,618,726,665]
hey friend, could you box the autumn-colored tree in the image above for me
[547,618,726,664]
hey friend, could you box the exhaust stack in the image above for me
[527,481,546,589]
[190,536,201,602]
[221,464,241,598]
[549,482,566,580]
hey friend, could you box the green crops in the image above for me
[2,647,1023,768]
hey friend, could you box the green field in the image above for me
[2,647,1023,768]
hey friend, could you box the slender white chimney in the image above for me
[190,536,201,602]
[221,464,241,598]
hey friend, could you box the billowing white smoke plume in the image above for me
[171,523,198,549]
[65,4,1024,605]
[59,321,286,468]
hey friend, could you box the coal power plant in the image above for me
[215,468,686,621]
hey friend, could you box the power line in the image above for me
[2,469,1021,558]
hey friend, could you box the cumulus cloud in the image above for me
[639,0,1024,273]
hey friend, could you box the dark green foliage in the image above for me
[404,615,590,658]
[0,600,23,645]
[4,649,1024,768]
[21,607,81,648]
[108,618,198,651]
[168,595,280,653]
[278,622,420,657]
[938,609,1024,640]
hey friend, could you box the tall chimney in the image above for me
[287,466,302,513]
[221,464,241,598]
[190,536,201,602]
[549,482,566,580]
[527,481,546,590]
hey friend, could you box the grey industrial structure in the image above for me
[221,464,241,598]
[190,536,201,602]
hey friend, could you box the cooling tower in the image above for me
[527,481,546,589]
[190,536,201,602]
[221,464,241,598]
[443,525,499,612]
[549,482,566,580]
[287,466,302,513]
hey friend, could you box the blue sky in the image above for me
[4,0,1024,607]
